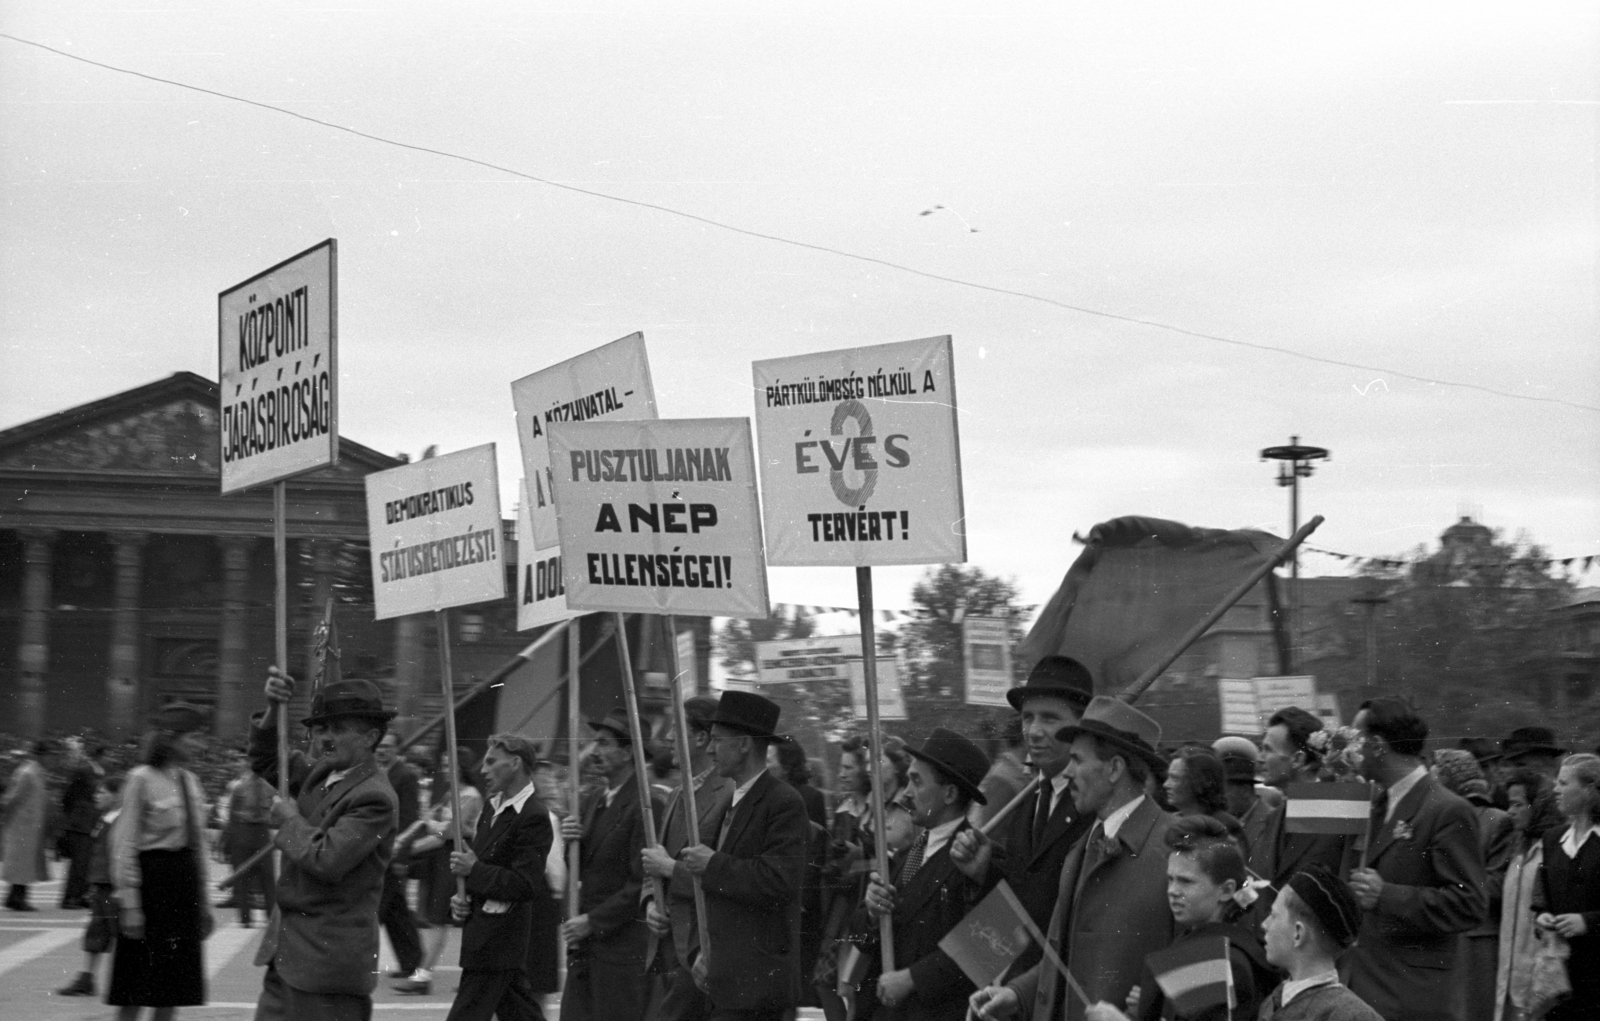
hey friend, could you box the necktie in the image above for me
[1081,823,1107,878]
[1372,788,1390,824]
[897,829,929,886]
[1033,784,1053,849]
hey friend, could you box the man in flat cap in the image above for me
[249,667,399,1021]
[671,690,811,1021]
[1258,865,1383,1020]
[642,694,736,1021]
[558,708,655,1021]
[864,728,996,1021]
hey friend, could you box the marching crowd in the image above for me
[4,656,1600,1021]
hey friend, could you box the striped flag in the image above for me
[1146,936,1233,1015]
[1284,781,1372,835]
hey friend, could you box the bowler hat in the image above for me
[1499,726,1565,762]
[588,709,634,743]
[151,702,208,734]
[301,679,396,727]
[906,728,992,805]
[709,690,782,740]
[1055,695,1165,770]
[1006,655,1095,712]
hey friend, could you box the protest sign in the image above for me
[755,634,861,685]
[365,444,506,620]
[516,479,578,631]
[963,616,1014,707]
[548,418,770,618]
[511,332,657,550]
[752,336,965,567]
[850,658,907,720]
[218,239,338,493]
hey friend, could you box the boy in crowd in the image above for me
[56,774,123,998]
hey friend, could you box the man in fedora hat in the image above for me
[970,696,1176,1021]
[557,708,655,1021]
[863,728,996,1021]
[951,656,1096,974]
[1495,725,1566,781]
[668,690,810,1021]
[249,667,399,1021]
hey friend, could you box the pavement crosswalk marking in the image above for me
[206,925,262,979]
[0,928,78,980]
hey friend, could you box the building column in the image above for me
[15,528,56,738]
[217,536,255,740]
[107,532,149,740]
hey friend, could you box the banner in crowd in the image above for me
[754,634,862,685]
[511,332,658,550]
[548,417,770,618]
[963,616,1015,707]
[365,443,505,619]
[850,658,907,720]
[752,335,966,567]
[516,479,578,631]
[1020,516,1286,694]
[218,239,338,493]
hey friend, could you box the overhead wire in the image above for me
[3,31,1597,416]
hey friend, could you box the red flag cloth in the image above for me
[1019,516,1285,692]
[1284,781,1372,835]
[937,880,1035,989]
[1146,936,1233,1015]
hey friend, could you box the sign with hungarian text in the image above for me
[516,479,578,631]
[511,333,658,551]
[752,336,966,566]
[548,418,770,618]
[365,444,506,620]
[963,616,1015,707]
[218,239,338,493]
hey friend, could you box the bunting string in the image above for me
[1300,545,1598,575]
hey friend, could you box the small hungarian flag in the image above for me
[1285,781,1372,835]
[1147,936,1233,1015]
[938,880,1034,988]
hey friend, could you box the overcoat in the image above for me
[1007,796,1176,1021]
[248,717,398,998]
[699,770,811,1011]
[457,789,555,972]
[1339,772,1487,1021]
[990,776,1093,973]
[1,759,48,885]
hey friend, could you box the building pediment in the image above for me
[0,371,401,481]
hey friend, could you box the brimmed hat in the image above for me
[1498,726,1565,762]
[1285,864,1363,950]
[709,690,782,740]
[588,709,633,743]
[151,702,208,734]
[906,728,992,805]
[1006,655,1095,712]
[1212,735,1260,782]
[1055,695,1165,770]
[301,680,395,727]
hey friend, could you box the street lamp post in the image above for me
[1261,436,1330,673]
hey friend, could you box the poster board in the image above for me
[850,658,908,721]
[218,239,337,493]
[754,634,861,685]
[963,616,1015,707]
[511,333,657,550]
[548,417,770,618]
[751,336,966,566]
[365,444,506,620]
[516,479,579,631]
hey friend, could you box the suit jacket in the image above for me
[653,768,735,964]
[458,788,555,972]
[880,820,994,1021]
[700,770,811,1011]
[1008,796,1176,1021]
[61,762,102,834]
[1340,772,1487,1021]
[1242,793,1351,927]
[387,760,421,832]
[992,775,1095,972]
[577,772,652,944]
[248,716,398,997]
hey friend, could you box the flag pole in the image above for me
[666,614,711,960]
[1117,515,1324,705]
[856,566,895,972]
[436,608,467,905]
[978,775,1041,837]
[614,613,669,909]
[567,616,582,920]
[273,481,291,796]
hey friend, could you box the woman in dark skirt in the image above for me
[1537,752,1600,1021]
[108,703,214,1020]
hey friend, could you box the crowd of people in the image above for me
[4,659,1600,1021]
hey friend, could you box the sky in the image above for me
[2,1,1597,617]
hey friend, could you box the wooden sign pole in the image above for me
[856,566,895,972]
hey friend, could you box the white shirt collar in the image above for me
[490,781,537,819]
[1048,770,1071,807]
[324,768,351,789]
[1101,794,1145,841]
[1386,764,1427,822]
[1280,970,1341,1006]
[922,816,966,861]
[729,770,763,809]
[1561,822,1600,858]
